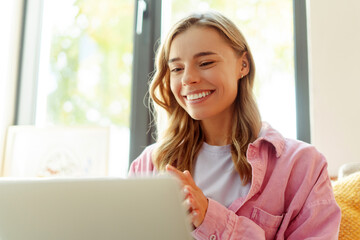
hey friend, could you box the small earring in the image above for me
[241,74,244,79]
[242,63,247,67]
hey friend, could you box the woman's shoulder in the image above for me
[258,122,326,167]
[254,123,328,192]
[257,124,334,211]
[128,143,158,176]
[274,137,331,200]
[282,137,326,168]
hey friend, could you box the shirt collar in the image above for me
[252,122,285,158]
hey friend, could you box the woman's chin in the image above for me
[187,111,209,121]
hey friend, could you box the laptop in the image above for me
[0,176,193,240]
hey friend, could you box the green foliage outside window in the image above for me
[47,0,134,127]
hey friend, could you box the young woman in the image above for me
[128,11,341,240]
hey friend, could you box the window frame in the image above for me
[129,0,161,163]
[293,0,311,143]
[15,0,43,125]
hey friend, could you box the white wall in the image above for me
[0,0,24,175]
[307,0,360,176]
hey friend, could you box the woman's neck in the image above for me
[200,111,233,146]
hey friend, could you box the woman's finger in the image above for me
[183,170,196,186]
[183,198,191,212]
[166,165,196,188]
[166,164,188,183]
[191,209,202,227]
[183,186,196,204]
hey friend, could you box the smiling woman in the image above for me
[129,11,340,240]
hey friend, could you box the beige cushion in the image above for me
[338,162,360,179]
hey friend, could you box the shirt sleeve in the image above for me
[127,158,139,177]
[283,164,341,239]
[127,144,157,177]
[192,199,266,240]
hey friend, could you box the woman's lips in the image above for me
[184,90,215,103]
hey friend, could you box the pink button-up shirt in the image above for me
[128,123,341,239]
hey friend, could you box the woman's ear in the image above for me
[238,52,250,79]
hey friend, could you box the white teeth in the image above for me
[187,91,211,100]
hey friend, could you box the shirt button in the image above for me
[209,235,217,240]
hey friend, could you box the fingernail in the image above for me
[184,187,189,194]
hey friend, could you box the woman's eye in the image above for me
[171,67,183,73]
[200,61,214,67]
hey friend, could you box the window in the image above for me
[15,0,309,174]
[34,0,135,177]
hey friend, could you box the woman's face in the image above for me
[168,26,248,121]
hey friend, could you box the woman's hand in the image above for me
[166,164,208,228]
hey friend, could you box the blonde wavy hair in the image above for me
[149,11,261,184]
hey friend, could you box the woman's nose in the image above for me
[182,67,200,86]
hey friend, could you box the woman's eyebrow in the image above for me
[193,51,217,58]
[168,51,217,64]
[168,57,181,64]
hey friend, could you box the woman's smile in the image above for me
[184,90,215,103]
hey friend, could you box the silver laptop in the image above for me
[0,176,193,240]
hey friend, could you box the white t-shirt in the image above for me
[193,142,251,208]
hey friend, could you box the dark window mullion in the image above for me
[129,0,162,165]
[293,0,311,143]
